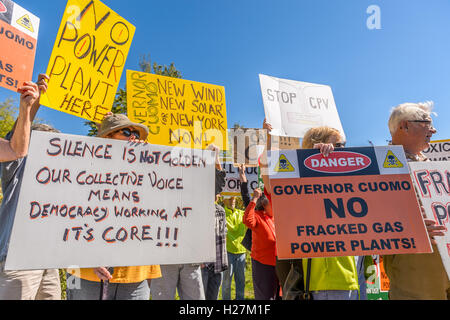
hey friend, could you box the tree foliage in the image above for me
[85,55,182,136]
[0,98,18,138]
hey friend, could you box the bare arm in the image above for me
[0,81,41,162]
[260,118,272,193]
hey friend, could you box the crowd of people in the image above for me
[0,74,448,300]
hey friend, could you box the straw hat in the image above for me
[96,114,149,141]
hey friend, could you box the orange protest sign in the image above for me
[269,146,432,259]
[0,0,39,92]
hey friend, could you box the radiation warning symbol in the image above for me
[16,14,34,33]
[275,154,295,172]
[383,150,404,168]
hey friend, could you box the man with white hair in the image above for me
[383,101,449,300]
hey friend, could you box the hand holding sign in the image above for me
[423,214,446,245]
[17,81,39,106]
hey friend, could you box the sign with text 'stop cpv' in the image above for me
[259,74,346,140]
[5,131,216,271]
[0,0,40,92]
[268,146,432,259]
[40,0,135,123]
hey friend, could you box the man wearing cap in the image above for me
[66,113,162,300]
[383,102,449,300]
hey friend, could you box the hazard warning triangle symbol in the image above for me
[383,150,404,168]
[275,154,295,172]
[0,1,7,14]
[16,14,34,33]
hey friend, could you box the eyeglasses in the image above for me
[119,128,141,140]
[407,120,434,129]
[334,142,346,148]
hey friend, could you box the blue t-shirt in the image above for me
[0,132,27,263]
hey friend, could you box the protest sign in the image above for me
[127,70,227,150]
[409,161,450,278]
[268,146,432,259]
[365,255,390,300]
[0,0,39,92]
[221,163,259,198]
[259,74,345,140]
[40,0,135,123]
[5,131,216,270]
[228,128,267,167]
[422,139,450,161]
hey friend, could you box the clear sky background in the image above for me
[1,0,449,147]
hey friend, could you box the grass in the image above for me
[60,253,255,300]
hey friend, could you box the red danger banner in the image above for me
[268,146,432,259]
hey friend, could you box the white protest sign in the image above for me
[222,163,259,198]
[5,131,216,271]
[410,161,450,278]
[259,74,346,140]
[422,139,450,161]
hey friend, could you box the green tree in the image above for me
[85,55,182,136]
[0,98,18,138]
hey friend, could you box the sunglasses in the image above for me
[119,128,141,140]
[334,142,346,148]
[407,120,434,129]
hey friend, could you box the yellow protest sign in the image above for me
[41,0,135,122]
[127,70,228,150]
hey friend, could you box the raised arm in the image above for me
[243,188,263,229]
[239,164,251,208]
[260,118,272,193]
[0,81,41,162]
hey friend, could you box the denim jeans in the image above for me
[201,265,222,300]
[311,290,359,300]
[222,252,246,300]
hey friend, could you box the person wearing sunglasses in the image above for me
[384,102,448,300]
[66,113,162,300]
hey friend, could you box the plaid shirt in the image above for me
[205,204,228,273]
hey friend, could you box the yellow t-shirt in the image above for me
[69,266,162,284]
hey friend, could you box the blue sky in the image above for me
[1,0,449,147]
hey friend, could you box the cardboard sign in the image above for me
[127,70,227,150]
[409,161,450,278]
[422,139,450,161]
[0,0,39,92]
[268,146,432,259]
[228,128,267,167]
[259,74,346,140]
[221,163,259,197]
[5,131,216,270]
[270,135,301,151]
[40,0,135,122]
